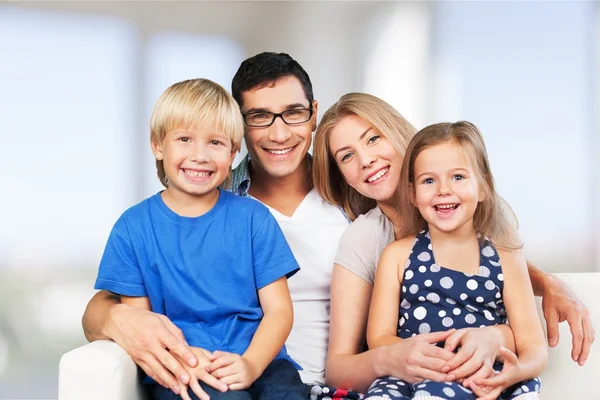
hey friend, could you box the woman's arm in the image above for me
[326,240,456,392]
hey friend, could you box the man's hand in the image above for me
[541,275,595,365]
[207,351,260,391]
[104,303,198,392]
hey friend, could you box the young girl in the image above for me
[365,121,547,400]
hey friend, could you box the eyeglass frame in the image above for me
[242,107,314,127]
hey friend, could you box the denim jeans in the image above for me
[152,358,308,400]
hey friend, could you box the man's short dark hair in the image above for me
[231,52,314,109]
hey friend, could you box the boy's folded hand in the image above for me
[207,350,260,391]
[174,347,229,400]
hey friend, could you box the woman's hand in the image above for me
[377,330,456,383]
[468,347,522,400]
[441,326,506,383]
[541,275,595,365]
[104,303,198,393]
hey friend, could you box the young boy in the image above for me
[94,78,307,400]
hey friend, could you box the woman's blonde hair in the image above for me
[397,121,522,249]
[313,93,416,220]
[149,78,244,188]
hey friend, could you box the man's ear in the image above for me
[311,99,319,131]
[151,139,164,161]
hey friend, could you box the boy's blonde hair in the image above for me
[313,93,417,220]
[397,121,522,249]
[149,78,244,188]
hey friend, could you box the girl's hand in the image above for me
[175,347,229,400]
[468,347,522,400]
[441,327,504,382]
[207,351,260,391]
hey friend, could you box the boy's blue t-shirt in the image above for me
[95,189,300,365]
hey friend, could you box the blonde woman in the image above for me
[313,93,594,393]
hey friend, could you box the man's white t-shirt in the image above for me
[262,188,349,384]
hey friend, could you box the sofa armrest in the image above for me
[59,340,148,400]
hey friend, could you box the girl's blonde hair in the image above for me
[149,78,244,188]
[397,121,522,249]
[313,93,416,220]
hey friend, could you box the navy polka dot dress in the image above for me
[364,230,541,400]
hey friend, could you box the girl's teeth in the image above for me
[368,168,389,182]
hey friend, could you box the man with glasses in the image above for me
[229,52,349,389]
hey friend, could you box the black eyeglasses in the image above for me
[243,108,313,127]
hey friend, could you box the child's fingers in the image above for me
[199,348,216,362]
[442,346,474,374]
[443,329,467,353]
[178,383,193,400]
[476,386,502,400]
[207,354,237,373]
[469,382,491,398]
[228,379,249,391]
[187,379,210,400]
[210,363,239,380]
[476,372,507,388]
[198,372,227,393]
[211,350,230,359]
[220,373,243,386]
[463,361,494,385]
[499,346,518,363]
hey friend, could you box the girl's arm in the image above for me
[472,248,548,397]
[366,240,405,348]
[503,249,548,376]
[326,239,456,392]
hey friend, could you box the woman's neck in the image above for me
[377,198,402,227]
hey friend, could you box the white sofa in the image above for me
[59,273,599,400]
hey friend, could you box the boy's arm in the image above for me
[526,259,594,365]
[243,276,294,377]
